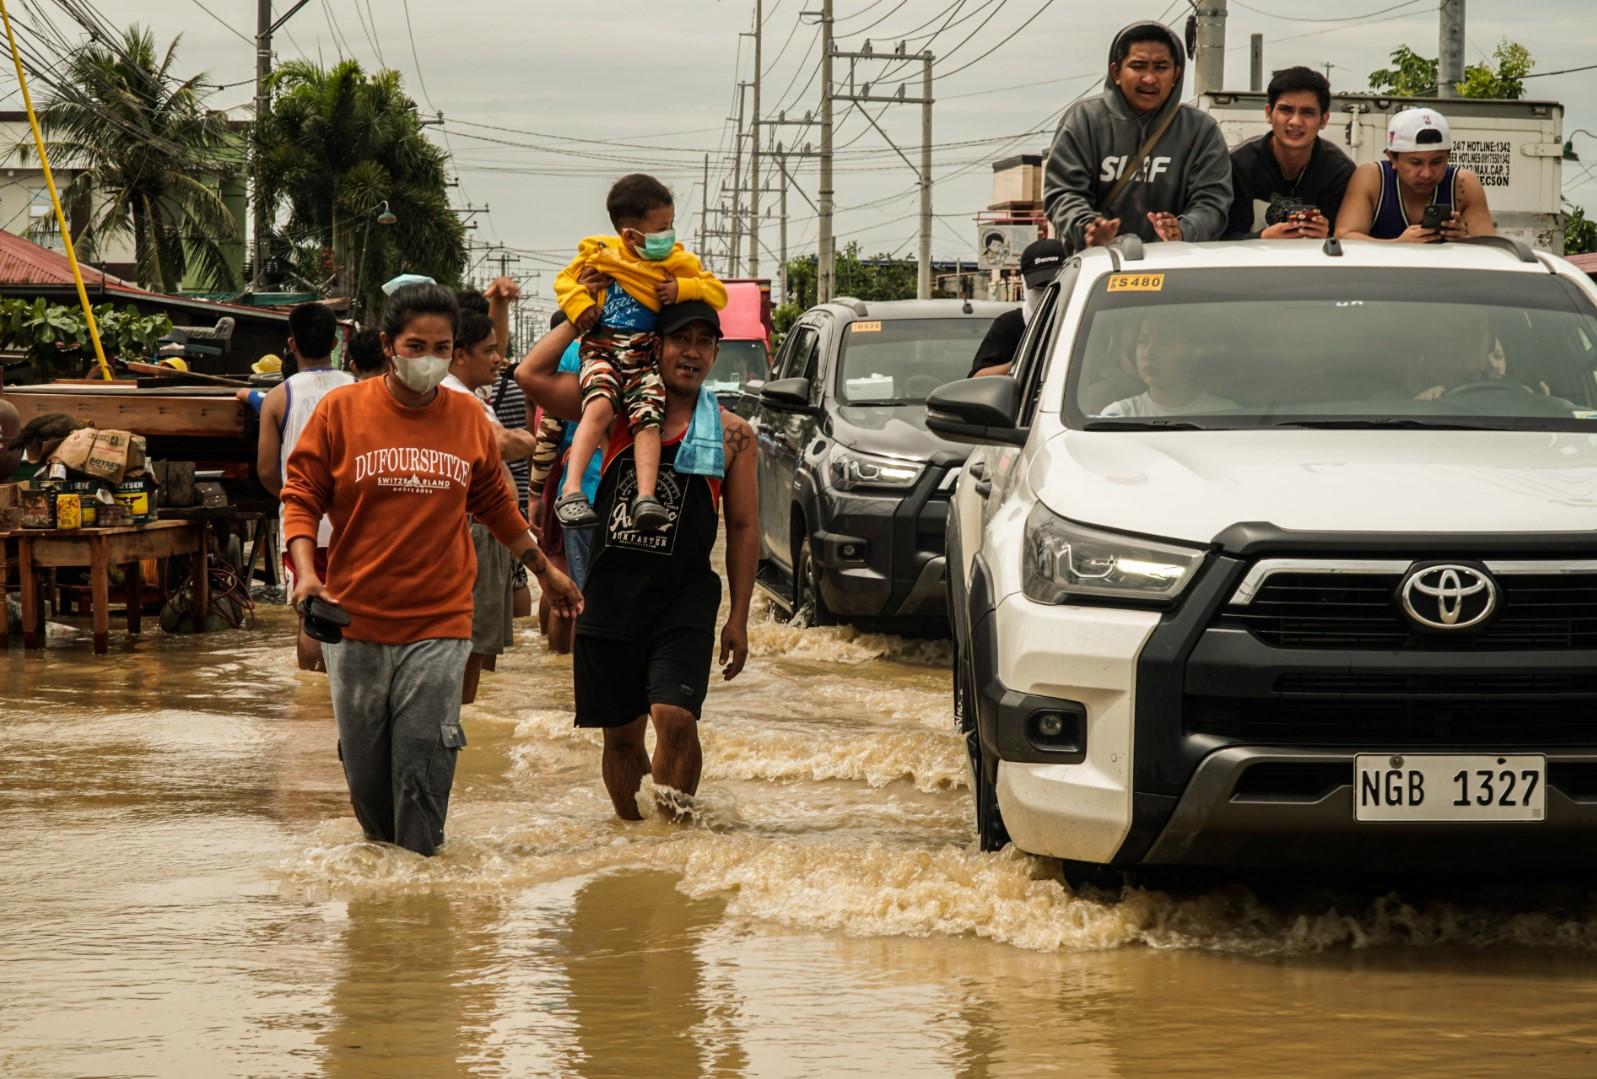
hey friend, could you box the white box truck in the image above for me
[1199,92,1566,252]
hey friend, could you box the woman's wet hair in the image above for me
[457,309,496,352]
[381,282,459,340]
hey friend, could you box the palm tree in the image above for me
[18,26,242,292]
[255,60,465,313]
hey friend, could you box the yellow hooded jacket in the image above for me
[554,235,727,324]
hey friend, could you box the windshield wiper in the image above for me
[1083,419,1210,431]
[1269,418,1500,430]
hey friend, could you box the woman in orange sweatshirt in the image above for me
[280,283,582,856]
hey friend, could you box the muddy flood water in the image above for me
[7,596,1597,1077]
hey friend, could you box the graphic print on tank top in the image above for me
[604,456,685,555]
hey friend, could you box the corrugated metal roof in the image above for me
[1565,251,1597,274]
[0,228,143,291]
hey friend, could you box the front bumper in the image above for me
[811,457,963,619]
[981,541,1597,871]
[1142,747,1597,871]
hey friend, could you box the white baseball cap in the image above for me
[1387,107,1451,153]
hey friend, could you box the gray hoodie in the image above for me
[1043,22,1233,253]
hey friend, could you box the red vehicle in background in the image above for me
[707,278,773,403]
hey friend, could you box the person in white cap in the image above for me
[1335,106,1494,243]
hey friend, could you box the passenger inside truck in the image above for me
[1070,269,1597,428]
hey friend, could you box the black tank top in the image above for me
[575,426,723,641]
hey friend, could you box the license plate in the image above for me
[1354,754,1546,822]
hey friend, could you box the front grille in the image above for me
[1226,571,1597,650]
[1273,672,1597,698]
[1186,696,1597,747]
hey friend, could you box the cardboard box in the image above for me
[50,427,97,473]
[82,429,145,484]
[0,482,20,531]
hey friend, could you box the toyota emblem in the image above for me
[1399,563,1498,631]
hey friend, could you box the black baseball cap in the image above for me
[1020,238,1066,288]
[657,300,723,338]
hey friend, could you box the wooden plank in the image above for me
[124,361,252,388]
[0,389,246,438]
[90,534,109,655]
[29,523,200,567]
[18,535,39,649]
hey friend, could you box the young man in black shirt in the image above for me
[1225,66,1354,241]
[969,238,1065,378]
[520,299,758,821]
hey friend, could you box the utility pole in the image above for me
[730,81,747,278]
[777,144,789,304]
[251,1,312,290]
[254,0,271,288]
[1250,34,1263,93]
[918,55,932,299]
[700,154,711,274]
[818,0,834,303]
[748,0,762,278]
[1438,0,1466,98]
[831,44,935,298]
[1194,0,1227,96]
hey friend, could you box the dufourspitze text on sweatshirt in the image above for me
[280,376,529,644]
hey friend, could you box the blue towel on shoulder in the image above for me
[674,388,725,478]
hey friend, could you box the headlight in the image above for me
[1022,505,1205,606]
[828,448,923,491]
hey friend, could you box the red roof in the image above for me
[1565,251,1597,274]
[0,228,146,292]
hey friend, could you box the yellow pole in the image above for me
[0,0,111,380]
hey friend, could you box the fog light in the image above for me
[1037,713,1065,738]
[840,543,860,560]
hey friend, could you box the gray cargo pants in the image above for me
[323,637,473,856]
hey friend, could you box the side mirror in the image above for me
[760,377,813,411]
[926,377,1027,446]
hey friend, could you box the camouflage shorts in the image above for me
[578,328,664,431]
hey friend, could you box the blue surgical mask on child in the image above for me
[639,229,676,261]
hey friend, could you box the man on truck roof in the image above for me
[1042,21,1232,254]
[1335,107,1495,243]
[1225,66,1355,241]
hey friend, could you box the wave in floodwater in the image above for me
[747,616,952,668]
[279,815,1597,958]
[507,710,967,794]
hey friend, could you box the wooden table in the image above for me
[9,520,207,653]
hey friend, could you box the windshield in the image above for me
[1065,269,1597,431]
[706,338,770,395]
[837,317,995,405]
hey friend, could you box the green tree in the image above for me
[782,243,920,311]
[1565,204,1597,256]
[255,60,465,314]
[19,26,242,292]
[1369,40,1534,99]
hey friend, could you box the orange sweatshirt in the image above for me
[280,376,529,644]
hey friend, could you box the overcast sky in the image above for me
[5,1,1595,303]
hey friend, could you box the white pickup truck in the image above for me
[932,235,1597,878]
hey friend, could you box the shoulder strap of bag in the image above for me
[1096,104,1182,216]
[492,372,510,411]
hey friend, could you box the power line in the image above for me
[400,0,436,111]
[935,0,1057,81]
[184,0,254,45]
[1232,0,1429,21]
[1524,62,1597,80]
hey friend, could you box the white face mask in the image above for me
[392,353,451,393]
[1021,288,1043,325]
